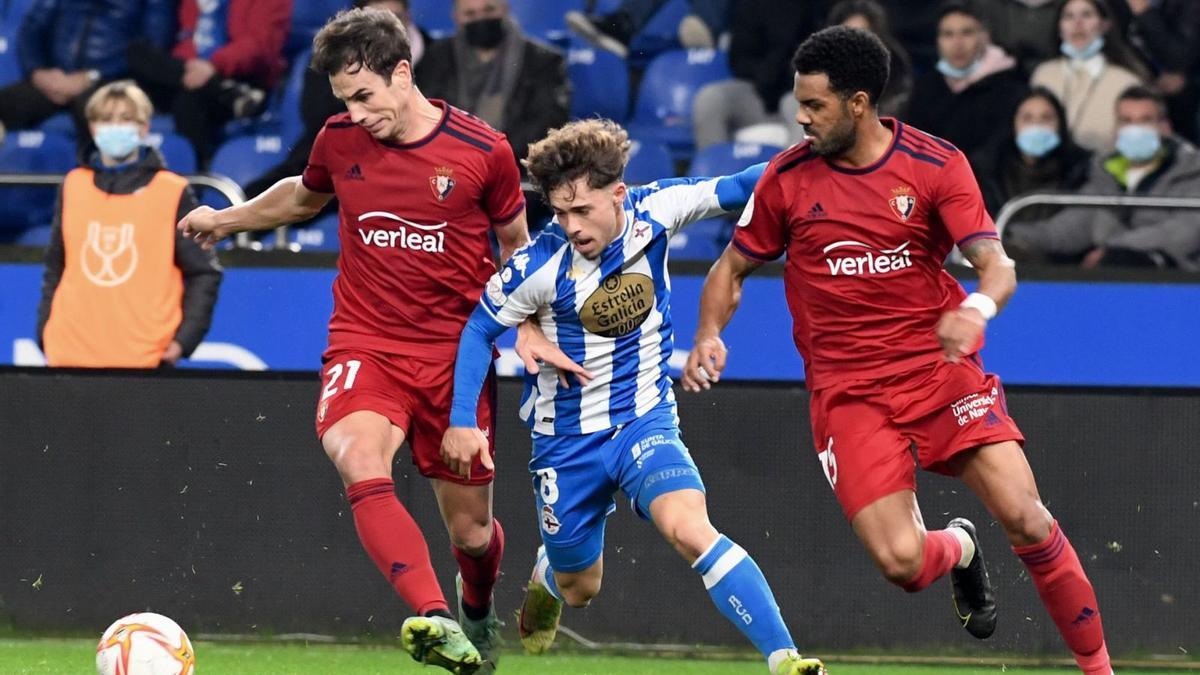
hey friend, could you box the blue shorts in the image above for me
[529,402,705,573]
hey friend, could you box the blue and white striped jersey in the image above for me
[450,166,763,436]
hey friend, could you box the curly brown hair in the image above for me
[523,119,632,203]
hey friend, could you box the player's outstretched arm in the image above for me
[713,162,767,213]
[442,306,511,479]
[682,245,762,392]
[177,176,333,250]
[937,238,1017,363]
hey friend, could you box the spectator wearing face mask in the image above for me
[1030,0,1151,153]
[971,87,1092,224]
[37,81,222,368]
[1007,86,1200,269]
[416,0,570,170]
[907,0,1029,158]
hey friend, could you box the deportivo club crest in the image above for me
[430,166,456,201]
[889,186,916,221]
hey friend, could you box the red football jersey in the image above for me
[732,119,998,389]
[302,101,525,360]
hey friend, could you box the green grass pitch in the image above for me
[6,638,1191,674]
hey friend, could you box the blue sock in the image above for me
[533,547,563,601]
[692,535,795,661]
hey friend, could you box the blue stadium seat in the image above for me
[668,217,726,260]
[149,114,176,135]
[626,49,731,160]
[0,130,76,238]
[145,132,198,175]
[623,139,672,185]
[285,0,344,57]
[290,211,340,251]
[567,46,629,122]
[408,0,455,38]
[15,223,51,246]
[687,142,783,177]
[509,0,583,44]
[0,0,32,87]
[206,133,288,207]
[627,0,689,66]
[277,48,311,146]
[38,112,76,138]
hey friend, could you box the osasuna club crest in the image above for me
[889,186,917,221]
[430,166,456,201]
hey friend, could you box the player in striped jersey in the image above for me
[440,119,825,675]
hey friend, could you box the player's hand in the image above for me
[440,426,492,480]
[178,205,231,250]
[517,320,593,388]
[681,334,727,392]
[937,307,985,363]
[161,340,183,366]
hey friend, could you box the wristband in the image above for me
[960,292,997,320]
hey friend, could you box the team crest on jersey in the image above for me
[888,186,917,221]
[429,166,456,201]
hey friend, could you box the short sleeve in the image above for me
[483,138,526,226]
[479,239,562,327]
[730,168,788,262]
[937,151,997,250]
[301,125,335,194]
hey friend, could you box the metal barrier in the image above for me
[949,193,1200,266]
[0,172,290,249]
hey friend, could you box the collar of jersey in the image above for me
[380,99,450,150]
[823,117,901,176]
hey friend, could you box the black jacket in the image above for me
[907,68,1028,159]
[416,37,569,166]
[18,0,175,79]
[37,147,222,357]
[971,135,1093,220]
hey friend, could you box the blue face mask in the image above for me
[936,57,980,79]
[1115,125,1161,162]
[1061,36,1104,60]
[1016,126,1061,158]
[93,123,141,161]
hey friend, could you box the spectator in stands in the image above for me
[1030,0,1150,154]
[126,0,291,167]
[1123,0,1200,143]
[243,0,426,209]
[975,0,1060,73]
[417,0,569,167]
[0,0,174,140]
[1007,86,1200,269]
[690,0,813,150]
[37,81,222,368]
[565,0,730,59]
[826,1,912,117]
[907,0,1028,158]
[970,87,1092,223]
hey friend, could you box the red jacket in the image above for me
[172,0,291,89]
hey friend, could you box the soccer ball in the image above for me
[96,612,195,675]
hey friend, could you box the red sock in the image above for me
[452,518,505,612]
[346,478,448,616]
[1014,521,1110,674]
[899,529,962,593]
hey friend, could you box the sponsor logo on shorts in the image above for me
[951,387,1000,427]
[823,240,914,277]
[630,434,667,469]
[541,505,561,535]
[642,467,697,488]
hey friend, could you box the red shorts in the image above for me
[315,349,497,485]
[809,356,1024,521]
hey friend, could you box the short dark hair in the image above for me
[1117,85,1168,118]
[523,119,631,203]
[936,0,984,23]
[311,8,412,82]
[791,26,890,105]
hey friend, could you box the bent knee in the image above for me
[448,520,493,555]
[557,575,600,608]
[323,437,389,483]
[998,503,1054,547]
[663,517,718,562]
[874,541,925,588]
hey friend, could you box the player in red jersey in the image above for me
[683,27,1113,675]
[178,8,580,673]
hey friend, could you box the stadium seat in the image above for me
[626,0,689,66]
[205,133,287,208]
[626,49,731,160]
[276,49,311,147]
[0,130,76,239]
[290,211,340,251]
[687,142,783,178]
[285,0,344,57]
[14,223,51,246]
[408,0,456,38]
[567,46,629,122]
[509,0,583,44]
[623,139,672,185]
[38,112,76,138]
[145,132,198,175]
[668,217,726,260]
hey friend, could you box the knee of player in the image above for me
[323,436,386,477]
[448,520,494,555]
[557,575,601,608]
[663,516,718,562]
[997,501,1054,547]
